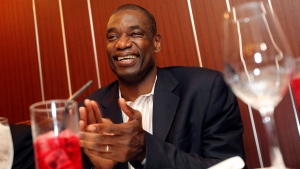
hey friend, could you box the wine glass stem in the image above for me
[261,112,286,169]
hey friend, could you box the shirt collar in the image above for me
[118,75,157,99]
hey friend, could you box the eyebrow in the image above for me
[129,25,141,30]
[106,28,116,35]
[106,25,143,35]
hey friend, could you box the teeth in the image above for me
[117,55,137,61]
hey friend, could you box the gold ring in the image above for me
[106,145,109,152]
[103,132,115,136]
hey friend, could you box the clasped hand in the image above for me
[79,98,145,169]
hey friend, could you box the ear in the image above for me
[153,34,162,53]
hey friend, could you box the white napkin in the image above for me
[208,156,245,169]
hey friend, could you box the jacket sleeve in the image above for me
[10,124,35,169]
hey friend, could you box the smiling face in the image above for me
[106,9,161,85]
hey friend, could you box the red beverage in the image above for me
[34,129,82,169]
[291,77,300,111]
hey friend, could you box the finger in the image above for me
[80,140,111,152]
[83,148,117,166]
[68,108,75,115]
[85,122,139,138]
[86,124,116,134]
[102,118,113,124]
[79,120,85,131]
[87,149,113,160]
[80,130,113,143]
[90,100,103,123]
[84,99,97,124]
[79,106,88,128]
[118,98,142,122]
[83,119,112,133]
[80,140,99,151]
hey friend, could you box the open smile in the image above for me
[114,54,139,66]
[116,55,138,61]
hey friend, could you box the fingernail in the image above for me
[87,125,96,131]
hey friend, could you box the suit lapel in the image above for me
[153,68,180,141]
[99,84,124,124]
[97,68,180,141]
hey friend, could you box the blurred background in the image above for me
[0,0,299,168]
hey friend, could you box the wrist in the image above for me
[135,131,146,161]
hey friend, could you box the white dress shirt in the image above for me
[119,77,156,169]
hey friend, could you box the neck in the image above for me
[119,68,157,102]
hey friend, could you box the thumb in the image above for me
[118,98,142,122]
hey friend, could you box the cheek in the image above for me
[107,57,116,71]
[105,46,115,67]
[107,55,115,67]
[106,43,115,55]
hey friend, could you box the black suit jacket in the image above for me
[10,124,35,169]
[81,66,246,169]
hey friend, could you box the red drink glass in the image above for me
[291,76,300,110]
[291,58,300,116]
[30,100,82,169]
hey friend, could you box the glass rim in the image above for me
[224,1,269,22]
[29,99,77,112]
[224,13,265,23]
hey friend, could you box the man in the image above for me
[79,4,246,169]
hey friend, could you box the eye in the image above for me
[107,34,119,41]
[131,32,143,37]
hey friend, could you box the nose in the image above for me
[115,34,132,49]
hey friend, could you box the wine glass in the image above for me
[222,1,295,169]
[0,117,14,168]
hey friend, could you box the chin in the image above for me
[117,73,142,85]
